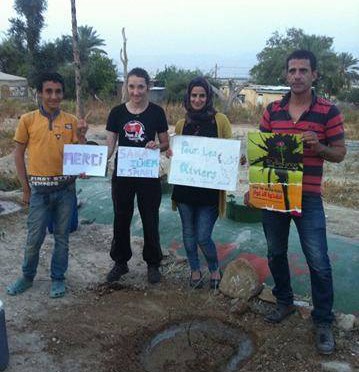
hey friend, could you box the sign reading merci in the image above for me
[63,144,108,177]
[168,135,241,191]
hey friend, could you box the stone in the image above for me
[297,305,312,320]
[219,258,261,300]
[336,313,356,332]
[320,361,352,372]
[258,286,276,303]
[230,300,249,315]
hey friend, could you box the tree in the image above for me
[155,66,202,102]
[0,36,27,75]
[337,52,359,90]
[211,80,248,114]
[8,0,48,84]
[85,52,118,98]
[250,28,351,96]
[78,25,106,63]
[337,88,359,106]
[70,0,84,119]
[120,27,129,102]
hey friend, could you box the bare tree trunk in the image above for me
[211,81,247,114]
[70,0,84,119]
[120,27,128,102]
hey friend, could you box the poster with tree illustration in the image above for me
[247,132,303,213]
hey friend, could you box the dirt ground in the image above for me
[0,122,358,372]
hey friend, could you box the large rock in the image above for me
[219,258,261,300]
[336,313,356,332]
[321,361,352,372]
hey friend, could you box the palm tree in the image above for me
[337,52,359,90]
[78,25,106,63]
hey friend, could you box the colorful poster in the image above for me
[247,132,303,212]
[116,146,160,178]
[168,135,241,191]
[63,144,108,177]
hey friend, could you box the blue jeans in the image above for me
[22,183,76,281]
[177,203,219,272]
[262,195,334,324]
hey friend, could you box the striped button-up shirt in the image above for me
[260,92,344,195]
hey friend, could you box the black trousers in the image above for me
[110,176,163,267]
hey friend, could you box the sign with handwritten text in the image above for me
[63,144,108,176]
[168,135,241,191]
[117,146,160,178]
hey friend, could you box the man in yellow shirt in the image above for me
[7,72,87,298]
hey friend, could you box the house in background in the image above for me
[239,85,290,107]
[0,72,28,100]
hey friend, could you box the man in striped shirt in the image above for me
[259,50,346,355]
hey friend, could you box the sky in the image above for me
[0,0,358,77]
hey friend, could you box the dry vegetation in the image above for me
[1,99,358,205]
[323,180,359,209]
[341,105,359,140]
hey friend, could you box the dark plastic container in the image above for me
[0,300,9,371]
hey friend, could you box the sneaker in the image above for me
[264,303,296,323]
[314,323,335,355]
[106,263,129,283]
[147,266,161,284]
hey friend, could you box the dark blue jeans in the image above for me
[22,183,76,281]
[177,203,219,272]
[262,195,334,324]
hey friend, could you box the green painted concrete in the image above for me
[77,178,359,314]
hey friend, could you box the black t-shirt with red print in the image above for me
[106,102,168,147]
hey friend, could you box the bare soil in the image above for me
[0,121,358,372]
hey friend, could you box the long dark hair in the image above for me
[184,77,216,127]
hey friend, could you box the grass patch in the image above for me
[0,100,37,122]
[163,102,186,127]
[226,104,263,125]
[322,180,359,209]
[0,129,15,157]
[339,104,359,140]
[0,174,21,191]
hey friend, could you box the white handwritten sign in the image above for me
[117,146,160,178]
[168,135,241,191]
[63,144,108,176]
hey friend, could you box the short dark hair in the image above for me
[286,49,317,71]
[127,67,150,86]
[36,72,65,93]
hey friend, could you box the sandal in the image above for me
[7,277,33,296]
[50,280,66,298]
[189,272,203,289]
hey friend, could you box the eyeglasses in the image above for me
[190,93,206,99]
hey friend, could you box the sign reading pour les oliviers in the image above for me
[63,144,108,176]
[168,135,241,191]
[117,146,160,178]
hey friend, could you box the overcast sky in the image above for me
[1,0,358,77]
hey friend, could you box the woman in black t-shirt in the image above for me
[105,68,169,284]
[168,77,232,289]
